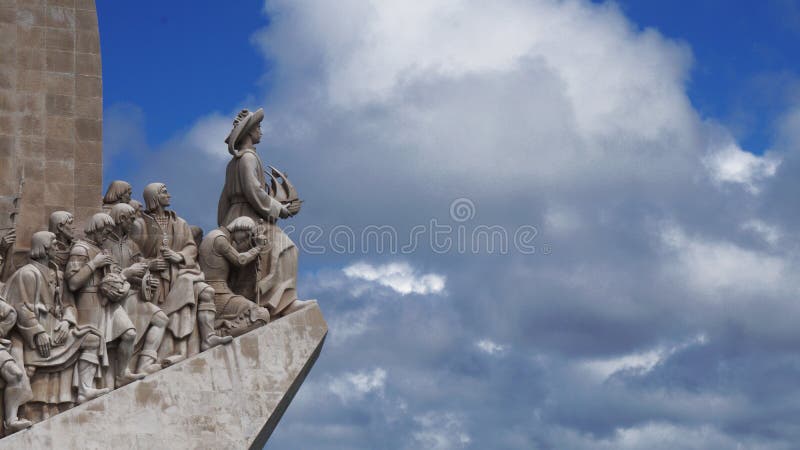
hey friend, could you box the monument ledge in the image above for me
[0,303,327,450]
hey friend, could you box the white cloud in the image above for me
[328,306,379,346]
[659,224,786,296]
[582,334,708,380]
[474,339,507,356]
[180,113,234,161]
[343,262,446,295]
[328,368,387,403]
[411,412,471,450]
[704,143,780,193]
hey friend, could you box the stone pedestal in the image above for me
[0,0,103,247]
[0,303,327,450]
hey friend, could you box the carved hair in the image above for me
[48,210,73,233]
[30,231,55,260]
[143,183,166,212]
[103,180,132,204]
[109,203,135,224]
[227,216,256,233]
[84,213,114,234]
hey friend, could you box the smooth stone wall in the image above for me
[0,302,327,450]
[0,0,103,247]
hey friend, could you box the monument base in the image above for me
[0,302,327,450]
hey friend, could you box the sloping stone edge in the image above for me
[0,302,327,449]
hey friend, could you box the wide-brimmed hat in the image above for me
[225,108,264,157]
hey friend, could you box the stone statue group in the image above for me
[0,108,312,435]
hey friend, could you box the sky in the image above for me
[96,1,800,448]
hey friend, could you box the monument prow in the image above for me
[0,303,327,450]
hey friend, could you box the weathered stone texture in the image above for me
[0,0,102,245]
[0,303,328,450]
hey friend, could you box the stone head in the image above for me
[227,216,256,251]
[85,213,115,243]
[48,211,75,243]
[110,203,136,235]
[143,183,170,212]
[103,180,133,205]
[30,231,57,261]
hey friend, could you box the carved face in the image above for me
[45,234,57,260]
[117,212,133,234]
[92,223,113,244]
[158,186,171,207]
[58,215,75,241]
[231,230,251,251]
[250,124,262,145]
[121,186,132,203]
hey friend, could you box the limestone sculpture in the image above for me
[219,108,311,318]
[65,213,144,389]
[3,232,106,420]
[131,183,231,366]
[104,203,168,375]
[0,107,320,441]
[198,216,271,337]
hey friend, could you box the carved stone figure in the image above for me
[0,295,32,433]
[3,231,108,416]
[65,214,144,388]
[102,180,133,213]
[0,229,14,283]
[104,203,168,374]
[218,108,310,317]
[199,217,270,337]
[47,211,76,271]
[129,200,144,219]
[190,225,204,246]
[132,183,231,365]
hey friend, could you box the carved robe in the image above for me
[66,240,134,369]
[132,211,207,343]
[2,262,98,405]
[102,232,163,346]
[217,148,298,314]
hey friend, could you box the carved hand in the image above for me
[91,252,113,269]
[123,262,147,279]
[149,258,168,272]
[286,200,302,216]
[147,277,160,292]
[279,204,291,219]
[52,320,70,345]
[35,332,51,358]
[0,229,15,252]
[160,248,184,264]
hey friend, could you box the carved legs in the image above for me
[76,335,110,404]
[114,329,144,387]
[198,288,232,352]
[136,311,167,374]
[0,361,32,433]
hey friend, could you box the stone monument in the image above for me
[0,1,326,447]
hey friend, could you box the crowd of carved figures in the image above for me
[0,108,311,435]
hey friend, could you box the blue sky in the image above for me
[97,1,800,448]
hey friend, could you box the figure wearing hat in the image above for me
[218,108,312,318]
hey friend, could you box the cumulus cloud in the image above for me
[659,224,786,297]
[106,0,800,448]
[329,368,387,403]
[411,412,471,450]
[704,143,781,193]
[474,339,507,356]
[343,262,446,296]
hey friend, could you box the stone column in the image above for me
[0,0,102,249]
